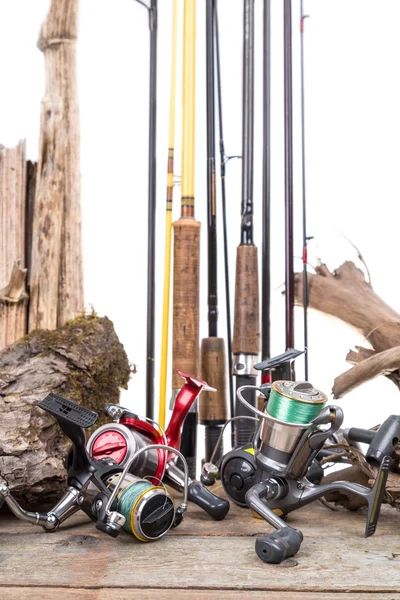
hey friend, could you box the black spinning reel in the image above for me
[202,349,395,564]
[0,394,190,542]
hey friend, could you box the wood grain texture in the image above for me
[1,488,398,539]
[1,590,399,600]
[1,495,399,593]
[200,337,228,422]
[0,527,399,591]
[31,0,84,329]
[0,142,28,349]
[232,245,260,355]
[172,218,201,389]
[28,95,65,331]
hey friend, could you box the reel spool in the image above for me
[105,473,175,542]
[203,381,328,505]
[255,381,327,473]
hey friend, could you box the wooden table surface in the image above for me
[1,483,400,599]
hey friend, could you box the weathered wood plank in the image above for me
[0,529,399,591]
[29,0,83,331]
[1,589,399,600]
[1,498,397,539]
[0,141,28,349]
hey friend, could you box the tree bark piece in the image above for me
[0,314,130,506]
[29,0,83,331]
[294,261,400,397]
[0,142,28,349]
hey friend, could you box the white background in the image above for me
[1,0,400,436]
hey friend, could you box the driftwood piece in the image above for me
[294,261,400,397]
[294,260,400,509]
[0,314,130,506]
[0,142,29,349]
[29,0,83,331]
[28,96,65,331]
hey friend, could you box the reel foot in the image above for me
[39,394,98,428]
[255,527,303,564]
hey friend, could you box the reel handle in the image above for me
[345,427,375,445]
[187,481,230,521]
[345,415,400,466]
[245,479,305,564]
[255,527,303,564]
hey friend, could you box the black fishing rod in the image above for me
[214,0,236,441]
[283,0,295,381]
[300,0,310,379]
[200,0,228,462]
[232,0,260,446]
[135,0,157,420]
[261,0,271,385]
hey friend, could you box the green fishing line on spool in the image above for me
[117,480,153,535]
[267,384,326,424]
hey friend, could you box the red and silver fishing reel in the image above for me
[87,370,230,520]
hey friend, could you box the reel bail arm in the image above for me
[102,444,190,531]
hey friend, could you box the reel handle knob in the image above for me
[255,527,303,564]
[187,481,230,521]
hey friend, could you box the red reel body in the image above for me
[88,371,214,483]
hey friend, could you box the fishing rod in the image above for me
[283,0,295,381]
[159,0,179,430]
[172,0,200,478]
[135,0,157,420]
[232,0,260,447]
[214,0,238,445]
[300,0,310,379]
[261,0,271,385]
[200,0,228,463]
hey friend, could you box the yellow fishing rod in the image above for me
[172,0,200,478]
[159,0,180,429]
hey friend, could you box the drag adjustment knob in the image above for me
[91,431,128,464]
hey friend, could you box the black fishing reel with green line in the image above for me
[0,393,189,543]
[201,349,392,564]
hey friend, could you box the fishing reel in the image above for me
[0,393,190,542]
[86,370,230,521]
[201,350,392,564]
